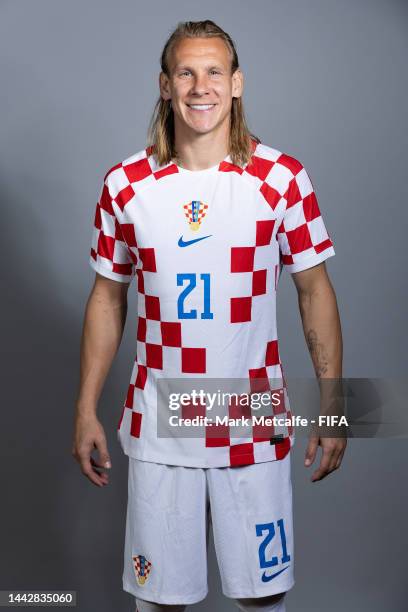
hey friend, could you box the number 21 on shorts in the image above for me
[256,518,291,581]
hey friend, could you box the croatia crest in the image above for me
[133,554,152,585]
[183,200,208,231]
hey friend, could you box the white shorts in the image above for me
[123,453,294,605]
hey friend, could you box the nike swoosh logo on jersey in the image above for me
[178,235,212,247]
[261,566,289,582]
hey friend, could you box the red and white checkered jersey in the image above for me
[89,139,335,467]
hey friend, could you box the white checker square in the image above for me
[100,208,116,238]
[136,340,146,366]
[145,319,162,345]
[108,166,132,198]
[308,216,329,245]
[283,200,306,232]
[296,167,314,199]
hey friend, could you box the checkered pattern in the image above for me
[89,182,137,283]
[89,138,335,468]
[230,227,271,322]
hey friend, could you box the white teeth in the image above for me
[188,104,215,110]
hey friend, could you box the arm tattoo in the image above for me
[306,329,329,378]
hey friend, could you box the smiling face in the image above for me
[159,36,243,140]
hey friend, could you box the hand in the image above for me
[304,436,347,482]
[72,413,112,487]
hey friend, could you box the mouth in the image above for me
[186,104,217,112]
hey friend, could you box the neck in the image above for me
[173,125,230,171]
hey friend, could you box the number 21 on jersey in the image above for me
[177,273,214,320]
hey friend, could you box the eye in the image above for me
[210,69,221,75]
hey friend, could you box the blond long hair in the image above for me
[146,20,261,168]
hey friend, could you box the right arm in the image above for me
[72,272,130,487]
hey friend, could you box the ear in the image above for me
[232,68,244,99]
[159,71,171,101]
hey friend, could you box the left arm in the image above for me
[291,262,347,481]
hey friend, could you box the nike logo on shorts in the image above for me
[261,566,289,582]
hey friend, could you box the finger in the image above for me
[94,438,112,469]
[311,446,335,481]
[304,436,319,467]
[335,444,347,469]
[79,455,106,487]
[90,457,109,484]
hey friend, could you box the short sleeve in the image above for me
[277,161,335,273]
[89,177,136,283]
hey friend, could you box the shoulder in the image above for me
[104,147,153,182]
[102,145,160,191]
[250,141,306,180]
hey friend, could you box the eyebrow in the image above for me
[174,64,225,71]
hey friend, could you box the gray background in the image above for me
[1,0,407,610]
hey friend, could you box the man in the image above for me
[72,19,346,612]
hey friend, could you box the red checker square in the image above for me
[181,347,206,373]
[145,295,161,320]
[205,423,230,447]
[161,321,182,347]
[120,223,137,248]
[230,443,255,466]
[287,224,313,255]
[253,419,275,442]
[137,317,146,342]
[256,220,275,246]
[265,340,279,366]
[246,155,274,181]
[99,184,114,214]
[281,253,294,266]
[229,395,252,419]
[231,297,252,323]
[94,203,102,229]
[97,232,114,260]
[272,389,286,415]
[278,153,303,176]
[123,158,152,183]
[145,344,163,369]
[130,411,142,438]
[219,160,243,174]
[112,262,134,276]
[249,367,270,393]
[303,192,320,221]
[182,400,206,420]
[135,364,147,389]
[231,247,255,272]
[115,184,135,211]
[285,176,302,209]
[252,269,267,296]
[139,248,157,272]
[136,269,145,293]
[155,164,179,180]
[275,436,291,460]
[315,238,333,254]
[125,383,134,409]
[260,182,282,211]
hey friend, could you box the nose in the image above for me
[190,73,210,96]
